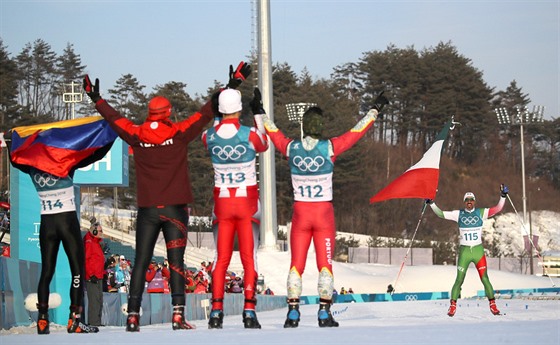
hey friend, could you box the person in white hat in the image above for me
[202,88,268,329]
[425,184,509,317]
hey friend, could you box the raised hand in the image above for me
[227,61,251,89]
[83,75,101,103]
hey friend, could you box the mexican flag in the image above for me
[370,120,452,203]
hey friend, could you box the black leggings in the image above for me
[37,211,84,309]
[127,205,188,312]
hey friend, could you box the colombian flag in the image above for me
[9,116,117,177]
[370,120,452,203]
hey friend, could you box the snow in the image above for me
[2,251,559,344]
[2,209,559,344]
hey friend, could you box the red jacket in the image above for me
[83,231,105,280]
[95,99,213,207]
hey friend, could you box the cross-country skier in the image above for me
[261,92,389,328]
[202,87,268,329]
[7,119,114,334]
[425,184,509,316]
[83,61,251,332]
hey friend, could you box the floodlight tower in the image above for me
[62,81,83,119]
[494,105,545,226]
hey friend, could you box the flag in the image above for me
[370,120,452,203]
[10,116,117,177]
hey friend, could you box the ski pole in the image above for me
[506,194,556,287]
[392,201,428,294]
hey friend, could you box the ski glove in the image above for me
[500,184,509,197]
[226,61,252,89]
[83,75,101,103]
[372,91,389,113]
[250,88,266,115]
[425,199,434,205]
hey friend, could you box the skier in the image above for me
[7,118,114,334]
[425,184,509,316]
[83,61,251,332]
[202,88,268,329]
[261,92,389,328]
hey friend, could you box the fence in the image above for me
[347,247,433,265]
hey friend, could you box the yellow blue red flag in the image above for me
[9,116,117,177]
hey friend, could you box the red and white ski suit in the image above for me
[202,116,268,311]
[263,111,377,300]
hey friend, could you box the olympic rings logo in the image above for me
[460,215,480,225]
[212,145,247,161]
[292,155,325,172]
[405,294,418,301]
[33,172,59,187]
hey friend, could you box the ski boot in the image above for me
[489,299,500,315]
[36,303,49,335]
[172,306,195,330]
[317,301,339,328]
[447,299,457,317]
[283,299,300,328]
[126,312,140,332]
[67,310,99,333]
[242,310,261,329]
[208,310,224,329]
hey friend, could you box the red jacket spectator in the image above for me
[84,231,105,280]
[146,262,170,293]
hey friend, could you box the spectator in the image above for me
[146,260,170,293]
[185,270,196,294]
[114,255,131,293]
[340,287,347,295]
[194,271,209,294]
[348,288,354,294]
[228,276,243,294]
[83,217,105,327]
[387,284,394,294]
[264,287,274,295]
[104,257,118,293]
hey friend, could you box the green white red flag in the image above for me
[370,120,452,203]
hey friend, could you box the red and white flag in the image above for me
[370,120,452,203]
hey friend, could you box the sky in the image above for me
[0,0,558,120]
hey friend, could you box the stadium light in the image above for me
[495,105,544,272]
[62,81,83,119]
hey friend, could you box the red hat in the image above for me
[147,96,172,121]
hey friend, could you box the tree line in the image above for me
[1,38,558,253]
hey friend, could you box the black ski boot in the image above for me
[126,312,140,332]
[36,303,49,335]
[318,301,339,328]
[283,299,300,328]
[242,310,261,329]
[67,308,99,333]
[172,306,195,330]
[208,310,224,329]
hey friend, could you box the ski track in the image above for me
[2,299,558,345]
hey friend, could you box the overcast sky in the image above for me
[1,0,558,119]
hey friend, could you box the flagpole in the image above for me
[391,201,428,294]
